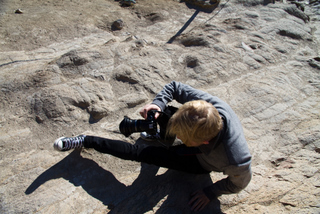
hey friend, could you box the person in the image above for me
[54,81,252,211]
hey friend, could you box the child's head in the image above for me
[167,100,222,147]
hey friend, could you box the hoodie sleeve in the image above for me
[152,81,218,111]
[203,164,252,199]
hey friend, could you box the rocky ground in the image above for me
[0,0,320,213]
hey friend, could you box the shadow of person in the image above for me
[25,149,128,206]
[109,164,224,214]
[25,141,223,213]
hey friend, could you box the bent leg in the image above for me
[84,136,209,174]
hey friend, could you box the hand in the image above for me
[188,190,210,212]
[139,104,161,119]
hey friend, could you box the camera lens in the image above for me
[119,116,156,137]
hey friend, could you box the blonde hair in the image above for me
[167,100,222,146]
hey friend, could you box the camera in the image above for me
[119,110,158,137]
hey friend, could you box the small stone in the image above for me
[120,0,136,7]
[35,115,44,123]
[112,19,124,31]
[15,9,23,14]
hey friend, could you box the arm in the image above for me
[141,81,213,119]
[203,166,252,199]
[151,81,215,111]
[188,166,251,211]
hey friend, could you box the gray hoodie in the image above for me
[152,81,252,199]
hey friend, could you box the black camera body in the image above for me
[119,110,158,137]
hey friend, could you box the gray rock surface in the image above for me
[0,0,319,213]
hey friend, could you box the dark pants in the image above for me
[84,136,209,174]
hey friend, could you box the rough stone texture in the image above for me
[0,0,320,213]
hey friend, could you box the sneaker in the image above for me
[54,135,86,151]
[140,132,161,142]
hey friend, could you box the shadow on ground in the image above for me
[25,142,223,213]
[167,1,221,44]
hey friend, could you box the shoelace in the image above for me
[64,136,84,149]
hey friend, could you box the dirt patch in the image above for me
[0,0,183,51]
